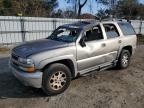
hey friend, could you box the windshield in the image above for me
[48,26,81,42]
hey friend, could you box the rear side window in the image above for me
[103,24,119,39]
[118,23,136,35]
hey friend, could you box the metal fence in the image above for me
[0,16,144,46]
[130,20,144,35]
[0,16,87,46]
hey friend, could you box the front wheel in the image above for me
[42,63,71,96]
[117,49,131,69]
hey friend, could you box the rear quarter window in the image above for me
[118,22,136,36]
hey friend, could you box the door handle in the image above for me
[118,40,122,43]
[101,43,106,47]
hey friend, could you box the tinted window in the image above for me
[103,24,119,39]
[85,25,103,42]
[118,23,136,35]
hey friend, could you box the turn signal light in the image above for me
[26,67,35,73]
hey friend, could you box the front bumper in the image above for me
[10,65,43,88]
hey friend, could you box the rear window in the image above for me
[118,22,136,35]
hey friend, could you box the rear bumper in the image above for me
[10,65,43,88]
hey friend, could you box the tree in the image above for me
[96,0,118,17]
[96,0,144,20]
[0,0,58,17]
[77,0,88,17]
[96,0,109,5]
[0,0,13,15]
[51,9,63,18]
[66,0,115,17]
[117,0,139,19]
[138,3,144,19]
[96,9,110,19]
[66,0,88,17]
[63,9,75,18]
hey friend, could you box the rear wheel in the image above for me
[117,49,131,69]
[42,63,71,96]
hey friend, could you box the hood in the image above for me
[12,39,69,58]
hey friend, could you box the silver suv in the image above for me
[10,20,137,95]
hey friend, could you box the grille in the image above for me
[12,53,19,61]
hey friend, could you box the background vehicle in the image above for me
[10,20,137,95]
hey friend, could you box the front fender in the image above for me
[37,55,78,77]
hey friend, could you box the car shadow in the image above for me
[0,57,120,99]
[0,57,47,99]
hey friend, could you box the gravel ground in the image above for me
[0,45,144,108]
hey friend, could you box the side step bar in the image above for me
[80,60,118,76]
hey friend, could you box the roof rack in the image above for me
[78,21,91,24]
[98,16,129,22]
[95,18,131,24]
[72,21,93,26]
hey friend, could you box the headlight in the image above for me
[18,58,34,65]
[18,58,35,73]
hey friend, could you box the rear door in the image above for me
[102,23,122,62]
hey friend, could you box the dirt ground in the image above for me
[0,45,144,108]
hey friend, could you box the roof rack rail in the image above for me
[75,20,97,25]
[78,21,91,24]
[98,17,129,22]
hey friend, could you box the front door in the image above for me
[76,25,108,72]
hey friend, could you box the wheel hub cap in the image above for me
[49,71,66,90]
[122,54,129,65]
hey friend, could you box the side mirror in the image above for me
[79,37,86,47]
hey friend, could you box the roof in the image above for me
[61,19,129,29]
[61,20,99,29]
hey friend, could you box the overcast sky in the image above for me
[57,0,144,15]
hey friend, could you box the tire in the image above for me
[117,49,131,69]
[42,63,71,96]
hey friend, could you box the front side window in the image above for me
[84,25,103,42]
[118,22,136,36]
[103,24,119,39]
[48,27,81,42]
